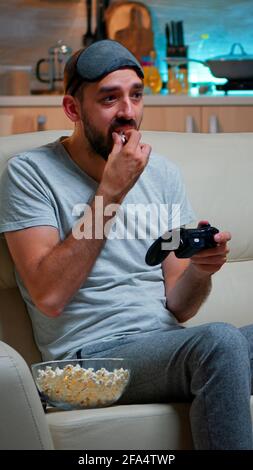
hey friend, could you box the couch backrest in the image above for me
[144,131,253,329]
[1,130,253,363]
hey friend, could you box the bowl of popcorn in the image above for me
[31,358,130,410]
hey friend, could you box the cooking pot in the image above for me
[36,40,72,92]
[166,43,253,80]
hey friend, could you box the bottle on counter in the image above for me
[167,47,189,95]
[141,51,162,94]
[141,56,153,94]
[167,65,181,95]
[166,21,189,95]
[147,51,162,94]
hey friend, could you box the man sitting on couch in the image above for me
[0,40,252,449]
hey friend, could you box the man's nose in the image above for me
[117,98,135,120]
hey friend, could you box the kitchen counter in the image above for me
[1,94,253,107]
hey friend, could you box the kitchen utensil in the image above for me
[176,21,184,47]
[216,79,253,94]
[171,21,178,47]
[95,0,107,41]
[166,43,253,80]
[82,0,96,46]
[166,20,185,47]
[105,1,153,62]
[165,23,171,47]
[36,40,72,92]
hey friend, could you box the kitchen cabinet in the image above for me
[1,105,202,134]
[142,103,253,133]
[0,106,73,135]
[141,106,201,132]
[1,96,253,135]
[201,106,253,133]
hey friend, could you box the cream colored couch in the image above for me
[0,130,253,450]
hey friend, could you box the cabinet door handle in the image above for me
[209,114,219,133]
[37,114,47,131]
[185,115,195,133]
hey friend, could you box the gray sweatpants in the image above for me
[75,322,253,450]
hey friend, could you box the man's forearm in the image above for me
[166,263,212,323]
[33,187,120,316]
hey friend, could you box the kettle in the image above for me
[36,40,72,92]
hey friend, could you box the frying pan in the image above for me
[166,43,253,80]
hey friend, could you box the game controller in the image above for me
[145,223,219,266]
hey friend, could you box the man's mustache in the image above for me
[110,119,137,131]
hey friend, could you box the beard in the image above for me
[81,113,142,161]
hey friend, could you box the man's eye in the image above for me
[132,92,143,100]
[103,95,116,103]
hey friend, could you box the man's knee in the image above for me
[195,322,250,363]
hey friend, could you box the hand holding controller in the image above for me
[145,223,219,266]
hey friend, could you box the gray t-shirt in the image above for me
[0,139,195,361]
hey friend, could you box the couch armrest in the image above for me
[0,341,54,449]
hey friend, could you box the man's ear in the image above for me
[62,95,81,123]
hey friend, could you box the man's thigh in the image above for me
[78,325,221,404]
[239,324,253,390]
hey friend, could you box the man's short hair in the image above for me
[64,39,144,96]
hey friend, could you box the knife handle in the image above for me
[165,23,171,47]
[171,21,178,46]
[177,21,184,46]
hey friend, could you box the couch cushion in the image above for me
[46,397,253,450]
[187,259,253,328]
[46,403,193,450]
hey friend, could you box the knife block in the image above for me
[167,45,188,95]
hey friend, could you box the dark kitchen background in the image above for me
[0,0,252,87]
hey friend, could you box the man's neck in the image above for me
[61,132,105,183]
